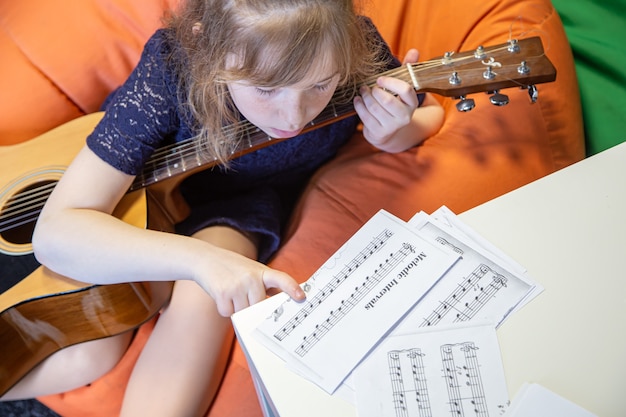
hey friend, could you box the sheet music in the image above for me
[253,206,540,397]
[354,322,510,417]
[388,209,539,334]
[424,206,543,315]
[255,210,460,394]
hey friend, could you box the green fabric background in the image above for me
[551,0,626,155]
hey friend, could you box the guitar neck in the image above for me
[129,99,357,191]
[129,36,555,192]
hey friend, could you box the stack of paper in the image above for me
[253,206,544,415]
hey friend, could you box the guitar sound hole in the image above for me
[1,180,57,246]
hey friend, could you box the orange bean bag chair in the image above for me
[1,0,583,415]
[0,0,178,145]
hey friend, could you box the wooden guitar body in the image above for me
[0,113,174,395]
[0,270,172,395]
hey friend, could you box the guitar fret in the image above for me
[406,63,419,90]
[165,148,182,177]
[245,129,254,148]
[330,101,338,118]
[194,144,203,167]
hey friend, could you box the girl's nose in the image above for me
[280,92,307,128]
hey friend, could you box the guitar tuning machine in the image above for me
[449,71,462,85]
[456,96,476,112]
[518,60,530,74]
[507,39,520,53]
[474,45,486,59]
[527,84,538,103]
[489,90,510,106]
[483,65,496,80]
[442,51,454,65]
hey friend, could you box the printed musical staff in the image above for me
[436,237,464,255]
[355,322,511,417]
[388,349,432,417]
[273,229,394,341]
[294,242,416,357]
[254,207,534,397]
[441,342,489,417]
[420,264,508,328]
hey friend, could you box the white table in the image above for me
[232,141,626,417]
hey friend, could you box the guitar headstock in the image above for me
[411,37,556,108]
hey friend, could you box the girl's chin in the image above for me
[267,128,303,138]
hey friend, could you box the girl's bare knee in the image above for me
[60,331,133,377]
[2,331,133,400]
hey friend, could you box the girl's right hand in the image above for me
[193,245,306,317]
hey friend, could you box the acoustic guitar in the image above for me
[0,37,556,395]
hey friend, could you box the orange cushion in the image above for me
[0,27,83,145]
[0,0,178,144]
[37,0,584,416]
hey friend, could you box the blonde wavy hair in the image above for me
[166,0,384,165]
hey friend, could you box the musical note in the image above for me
[387,348,432,417]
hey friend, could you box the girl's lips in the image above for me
[269,128,303,138]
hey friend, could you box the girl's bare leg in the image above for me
[1,331,133,400]
[119,226,258,417]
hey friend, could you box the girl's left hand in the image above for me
[353,49,421,149]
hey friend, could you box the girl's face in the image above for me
[227,60,340,139]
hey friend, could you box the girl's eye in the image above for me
[255,87,276,96]
[315,83,332,92]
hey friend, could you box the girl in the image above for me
[4,0,443,415]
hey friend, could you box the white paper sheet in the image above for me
[354,322,510,417]
[252,207,541,399]
[254,210,460,394]
[424,206,544,314]
[386,210,540,334]
[503,383,597,417]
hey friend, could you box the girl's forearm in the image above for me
[33,208,206,285]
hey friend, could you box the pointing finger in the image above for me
[262,268,306,302]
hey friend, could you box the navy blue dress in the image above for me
[87,20,401,262]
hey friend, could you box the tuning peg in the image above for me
[527,85,538,103]
[456,96,476,112]
[448,71,461,85]
[507,39,520,53]
[518,60,530,75]
[489,90,509,106]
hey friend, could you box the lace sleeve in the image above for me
[86,29,182,175]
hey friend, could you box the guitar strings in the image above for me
[138,42,539,171]
[0,59,507,230]
[133,43,535,184]
[1,41,543,235]
[131,62,436,186]
[0,183,56,233]
[1,61,430,215]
